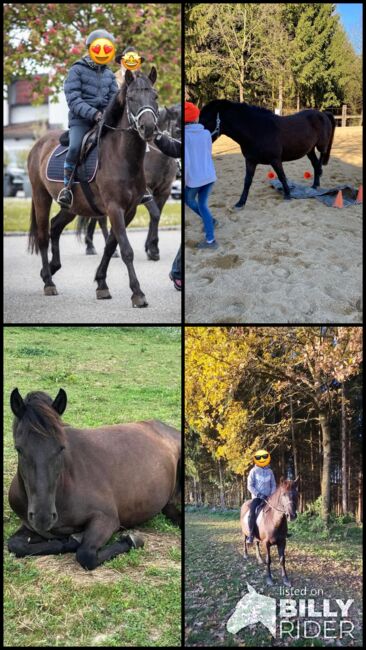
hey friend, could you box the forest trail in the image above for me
[185,512,362,647]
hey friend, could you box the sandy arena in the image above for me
[185,126,362,323]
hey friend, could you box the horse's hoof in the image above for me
[96,288,112,299]
[44,285,58,296]
[86,247,97,255]
[132,294,148,308]
[112,250,119,258]
[266,577,274,586]
[284,194,292,201]
[146,250,160,261]
[233,203,244,210]
[125,533,144,550]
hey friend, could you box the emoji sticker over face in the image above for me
[89,37,115,65]
[253,449,271,467]
[122,51,142,71]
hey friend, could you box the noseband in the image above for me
[103,90,159,142]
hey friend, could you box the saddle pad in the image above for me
[46,145,98,183]
[270,179,360,208]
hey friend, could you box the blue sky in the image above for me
[335,3,362,53]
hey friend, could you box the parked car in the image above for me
[171,179,181,200]
[3,165,25,197]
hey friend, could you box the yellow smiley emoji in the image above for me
[89,38,115,65]
[122,52,142,71]
[253,449,271,467]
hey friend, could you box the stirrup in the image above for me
[57,187,73,208]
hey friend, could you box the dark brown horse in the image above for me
[199,100,336,209]
[8,388,181,570]
[27,69,159,307]
[241,477,298,586]
[79,103,181,260]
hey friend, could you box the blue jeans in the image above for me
[185,183,215,242]
[171,246,181,280]
[66,124,90,166]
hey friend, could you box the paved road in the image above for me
[4,229,181,324]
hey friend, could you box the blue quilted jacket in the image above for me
[64,56,118,127]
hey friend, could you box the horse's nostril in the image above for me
[52,512,57,520]
[28,511,34,519]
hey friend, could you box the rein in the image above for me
[103,97,159,138]
[262,495,287,514]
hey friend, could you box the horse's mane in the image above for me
[14,392,64,441]
[202,99,275,118]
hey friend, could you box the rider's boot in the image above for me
[57,162,75,208]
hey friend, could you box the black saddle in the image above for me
[254,501,266,518]
[59,125,100,162]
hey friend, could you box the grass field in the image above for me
[4,198,181,232]
[4,327,181,647]
[185,510,362,647]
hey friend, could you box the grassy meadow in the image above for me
[4,199,181,232]
[4,326,181,647]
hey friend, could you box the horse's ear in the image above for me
[149,66,157,85]
[10,388,26,419]
[53,389,67,415]
[293,475,300,485]
[125,69,134,85]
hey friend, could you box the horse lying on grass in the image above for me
[8,388,181,570]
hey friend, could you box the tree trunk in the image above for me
[289,394,298,478]
[319,409,331,525]
[341,385,348,514]
[218,459,225,509]
[357,469,363,523]
[278,77,283,114]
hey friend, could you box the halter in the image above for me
[210,112,221,137]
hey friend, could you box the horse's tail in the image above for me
[322,111,336,165]
[76,215,90,240]
[28,198,39,254]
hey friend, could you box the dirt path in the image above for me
[186,127,362,324]
[185,513,362,646]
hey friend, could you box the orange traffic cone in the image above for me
[267,171,277,179]
[333,190,343,208]
[356,185,362,203]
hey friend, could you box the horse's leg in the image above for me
[255,540,264,565]
[85,218,97,255]
[98,217,119,258]
[162,503,181,528]
[277,540,291,587]
[145,196,163,261]
[265,541,273,586]
[75,513,143,570]
[32,189,57,295]
[109,203,148,308]
[271,160,291,200]
[50,209,75,275]
[94,231,118,299]
[307,149,323,189]
[243,535,248,559]
[235,159,257,209]
[8,525,80,557]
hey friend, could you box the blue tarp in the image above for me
[270,179,360,207]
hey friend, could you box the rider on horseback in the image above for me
[58,29,118,208]
[246,449,276,543]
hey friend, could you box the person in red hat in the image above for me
[185,101,218,249]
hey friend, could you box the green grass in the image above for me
[4,198,181,232]
[185,511,362,647]
[4,327,181,647]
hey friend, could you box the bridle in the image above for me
[262,491,294,515]
[103,88,160,141]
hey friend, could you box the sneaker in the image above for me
[196,240,218,250]
[169,272,182,291]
